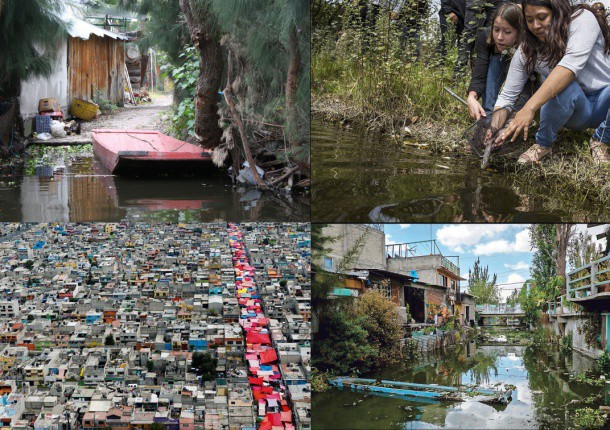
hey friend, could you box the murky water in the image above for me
[313,341,603,429]
[0,148,309,222]
[311,120,607,222]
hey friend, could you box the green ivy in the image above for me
[163,46,199,139]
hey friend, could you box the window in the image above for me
[323,257,333,270]
[438,273,447,287]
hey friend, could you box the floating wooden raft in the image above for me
[330,377,513,404]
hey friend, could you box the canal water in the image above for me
[0,146,309,222]
[313,340,604,429]
[312,120,608,222]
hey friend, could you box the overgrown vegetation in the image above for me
[312,225,405,380]
[578,313,602,349]
[570,407,606,429]
[93,87,119,115]
[163,46,198,137]
[312,1,464,134]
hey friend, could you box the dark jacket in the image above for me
[467,28,539,110]
[467,29,511,98]
[440,0,466,23]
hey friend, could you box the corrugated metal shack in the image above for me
[20,9,129,122]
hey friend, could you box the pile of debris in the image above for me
[33,97,84,140]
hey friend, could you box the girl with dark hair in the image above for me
[493,0,610,164]
[466,3,528,119]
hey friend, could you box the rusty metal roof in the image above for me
[65,15,129,41]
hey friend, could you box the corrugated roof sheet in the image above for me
[65,15,129,41]
[57,4,129,41]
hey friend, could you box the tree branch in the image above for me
[224,50,266,189]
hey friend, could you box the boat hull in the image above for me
[92,129,214,176]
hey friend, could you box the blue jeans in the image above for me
[482,54,504,115]
[537,81,610,147]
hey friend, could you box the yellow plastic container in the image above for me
[70,98,98,121]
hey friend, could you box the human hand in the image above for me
[498,107,535,143]
[467,96,486,120]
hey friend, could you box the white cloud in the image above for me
[506,273,526,284]
[514,229,531,252]
[504,261,530,271]
[399,224,411,230]
[473,228,532,256]
[385,234,397,245]
[436,225,512,252]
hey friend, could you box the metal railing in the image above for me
[441,256,459,277]
[567,254,610,300]
[547,294,583,316]
[476,303,523,314]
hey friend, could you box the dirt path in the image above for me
[31,93,173,145]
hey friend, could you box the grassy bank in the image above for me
[312,8,610,214]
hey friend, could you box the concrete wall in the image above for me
[321,225,385,271]
[386,258,409,276]
[550,317,603,359]
[20,38,69,119]
[404,256,441,285]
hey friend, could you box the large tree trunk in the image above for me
[556,225,574,296]
[285,23,300,149]
[179,0,222,150]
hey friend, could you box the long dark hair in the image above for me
[521,0,610,74]
[486,3,524,47]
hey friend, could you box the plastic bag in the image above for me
[51,120,66,138]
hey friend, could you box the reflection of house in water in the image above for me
[20,172,120,222]
[68,174,121,221]
[21,177,70,222]
[319,225,469,326]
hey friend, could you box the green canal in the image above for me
[313,332,608,429]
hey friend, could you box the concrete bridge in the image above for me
[476,304,525,326]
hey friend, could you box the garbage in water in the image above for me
[237,161,265,186]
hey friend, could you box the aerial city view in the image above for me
[0,222,310,429]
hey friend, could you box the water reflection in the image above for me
[312,120,594,222]
[313,342,602,429]
[0,154,309,222]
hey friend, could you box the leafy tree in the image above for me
[518,280,545,325]
[0,0,66,98]
[506,288,519,306]
[146,360,154,372]
[569,230,601,269]
[467,258,498,305]
[355,290,403,368]
[191,351,217,381]
[313,308,376,375]
[105,333,115,346]
[530,224,574,297]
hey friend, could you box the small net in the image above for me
[462,107,513,157]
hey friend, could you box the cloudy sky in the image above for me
[384,224,605,302]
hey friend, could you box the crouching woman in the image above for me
[493,0,610,165]
[467,3,533,120]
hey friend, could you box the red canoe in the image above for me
[92,129,214,175]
